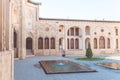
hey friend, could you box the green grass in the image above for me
[76,57,104,61]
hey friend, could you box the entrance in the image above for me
[14,31,18,58]
[26,37,33,55]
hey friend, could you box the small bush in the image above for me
[86,42,93,58]
[76,58,104,61]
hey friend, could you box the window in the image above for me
[45,37,49,49]
[75,38,79,49]
[75,28,79,36]
[26,37,32,49]
[99,36,105,49]
[38,37,43,49]
[67,27,82,36]
[71,28,74,36]
[51,37,55,49]
[67,27,82,50]
[71,38,74,49]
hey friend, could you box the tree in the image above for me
[86,42,93,58]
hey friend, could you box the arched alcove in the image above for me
[99,36,105,49]
[26,37,33,49]
[85,38,90,49]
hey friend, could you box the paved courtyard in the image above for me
[15,54,120,80]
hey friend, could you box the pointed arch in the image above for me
[71,38,74,49]
[70,27,74,36]
[38,37,43,49]
[75,38,79,49]
[67,27,82,36]
[75,28,79,36]
[51,37,55,49]
[99,36,105,49]
[45,37,49,49]
[26,37,32,49]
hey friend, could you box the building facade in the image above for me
[10,0,120,59]
[1,0,120,80]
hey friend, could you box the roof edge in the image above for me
[39,18,120,23]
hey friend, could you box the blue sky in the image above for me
[32,0,120,21]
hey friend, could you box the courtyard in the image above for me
[15,54,120,80]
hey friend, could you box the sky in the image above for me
[32,0,120,21]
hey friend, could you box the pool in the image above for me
[39,60,97,74]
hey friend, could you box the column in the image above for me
[82,38,85,50]
[79,38,83,49]
[64,26,67,50]
[74,38,75,49]
[105,38,107,49]
[19,0,26,59]
[33,36,36,54]
[97,37,99,49]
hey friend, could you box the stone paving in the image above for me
[15,54,120,80]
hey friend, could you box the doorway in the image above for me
[14,31,18,58]
[26,37,33,55]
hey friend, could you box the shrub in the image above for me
[86,42,93,58]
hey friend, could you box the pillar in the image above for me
[105,38,107,49]
[97,37,99,49]
[19,0,26,59]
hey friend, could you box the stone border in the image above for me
[97,62,120,70]
[39,60,97,74]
